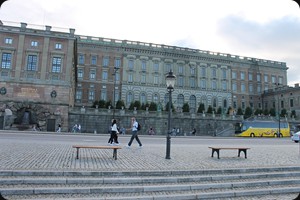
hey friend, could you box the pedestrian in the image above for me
[148,127,155,135]
[110,119,119,145]
[108,119,114,144]
[78,124,81,132]
[126,117,142,148]
[57,123,61,132]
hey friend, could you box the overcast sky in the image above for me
[1,0,299,86]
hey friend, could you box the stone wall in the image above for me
[68,107,241,136]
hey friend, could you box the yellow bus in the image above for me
[234,120,290,137]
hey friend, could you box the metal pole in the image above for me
[166,89,171,159]
[112,68,118,119]
[278,93,281,137]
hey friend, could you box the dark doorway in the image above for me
[47,119,56,132]
[0,116,4,130]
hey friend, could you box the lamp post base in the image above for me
[166,134,171,159]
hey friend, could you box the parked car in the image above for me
[291,131,300,143]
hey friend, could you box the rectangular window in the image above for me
[88,90,95,101]
[78,68,83,79]
[190,67,195,75]
[212,80,217,90]
[222,68,226,79]
[232,82,237,92]
[201,79,206,89]
[101,89,107,101]
[55,43,62,49]
[257,74,261,82]
[178,65,183,74]
[52,57,61,73]
[257,85,261,93]
[212,68,217,78]
[154,76,159,85]
[222,81,227,90]
[240,72,245,80]
[128,73,133,82]
[128,60,134,69]
[91,55,97,65]
[79,54,84,64]
[201,67,206,77]
[103,57,109,67]
[249,84,253,93]
[141,60,146,71]
[102,71,108,81]
[278,77,283,84]
[153,62,159,72]
[271,76,276,84]
[248,73,253,81]
[141,74,146,83]
[241,83,245,92]
[1,53,12,69]
[232,71,237,79]
[190,77,195,88]
[264,74,268,82]
[290,99,294,107]
[115,58,121,68]
[5,38,12,44]
[178,76,183,87]
[27,55,37,71]
[31,41,38,47]
[75,90,82,100]
[166,63,172,72]
[90,70,96,80]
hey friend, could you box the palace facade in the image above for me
[0,21,299,131]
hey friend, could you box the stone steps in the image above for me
[1,167,300,199]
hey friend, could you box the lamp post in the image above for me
[275,83,281,137]
[165,70,176,159]
[112,67,120,119]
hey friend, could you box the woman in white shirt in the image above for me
[111,119,119,145]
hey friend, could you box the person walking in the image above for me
[126,117,142,148]
[110,119,119,145]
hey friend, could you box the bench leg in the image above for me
[211,149,220,159]
[76,147,80,159]
[238,149,247,159]
[113,149,117,160]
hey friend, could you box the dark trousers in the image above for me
[108,131,113,144]
[112,131,119,144]
[128,131,142,146]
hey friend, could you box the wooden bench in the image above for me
[208,147,250,159]
[72,145,122,160]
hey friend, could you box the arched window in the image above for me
[189,95,196,113]
[164,93,169,107]
[140,93,146,105]
[177,94,184,108]
[153,93,159,104]
[126,92,133,107]
[212,97,217,108]
[223,99,227,108]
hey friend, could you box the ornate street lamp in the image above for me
[165,70,176,159]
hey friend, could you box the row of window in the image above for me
[75,89,229,110]
[4,37,63,49]
[232,71,283,84]
[1,52,63,73]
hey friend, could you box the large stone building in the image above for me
[0,21,299,131]
[0,22,76,131]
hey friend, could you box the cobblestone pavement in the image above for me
[0,131,300,171]
[1,131,300,199]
